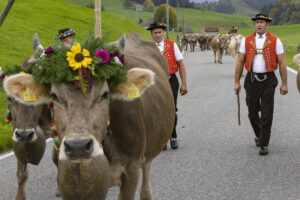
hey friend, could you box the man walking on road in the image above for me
[234,14,288,155]
[147,22,188,150]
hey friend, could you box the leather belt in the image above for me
[169,73,176,79]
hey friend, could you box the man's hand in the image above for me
[280,84,288,95]
[234,82,241,95]
[180,83,187,95]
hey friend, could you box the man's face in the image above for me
[254,20,269,35]
[151,28,165,43]
[62,35,74,47]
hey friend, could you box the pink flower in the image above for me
[45,47,54,55]
[95,49,110,63]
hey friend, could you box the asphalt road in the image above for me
[1,50,300,200]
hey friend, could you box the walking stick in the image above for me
[237,93,241,126]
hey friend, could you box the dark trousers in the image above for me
[244,72,278,147]
[169,74,179,138]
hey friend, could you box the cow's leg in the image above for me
[140,161,152,200]
[218,50,222,64]
[118,163,140,200]
[15,160,28,200]
[214,51,217,63]
[52,147,61,197]
[220,49,224,64]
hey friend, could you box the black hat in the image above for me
[251,13,272,22]
[146,22,166,31]
[58,28,75,40]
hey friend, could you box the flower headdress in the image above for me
[29,34,127,95]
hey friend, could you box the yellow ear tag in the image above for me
[127,84,140,98]
[23,87,37,102]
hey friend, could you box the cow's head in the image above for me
[3,73,50,165]
[218,35,227,49]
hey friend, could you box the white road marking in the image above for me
[287,66,297,74]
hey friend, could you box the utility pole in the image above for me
[176,0,179,43]
[0,0,15,28]
[202,6,205,31]
[182,15,184,34]
[166,0,169,39]
[95,0,101,38]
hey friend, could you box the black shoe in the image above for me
[255,137,260,147]
[163,145,167,151]
[170,138,178,149]
[259,147,269,155]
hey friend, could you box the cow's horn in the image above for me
[33,33,44,52]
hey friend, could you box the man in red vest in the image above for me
[234,14,288,155]
[147,22,188,150]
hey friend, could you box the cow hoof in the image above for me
[55,189,62,197]
[170,138,178,149]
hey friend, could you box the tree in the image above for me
[123,0,134,9]
[0,0,15,28]
[143,0,155,12]
[153,4,177,30]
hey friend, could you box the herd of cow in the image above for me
[1,31,300,200]
[181,32,243,64]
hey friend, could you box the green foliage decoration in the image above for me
[28,34,127,91]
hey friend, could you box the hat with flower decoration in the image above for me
[58,28,76,40]
[146,22,167,31]
[251,13,272,22]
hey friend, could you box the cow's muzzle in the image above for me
[13,128,37,142]
[64,138,94,160]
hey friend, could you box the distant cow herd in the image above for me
[181,32,243,64]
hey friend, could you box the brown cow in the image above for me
[2,34,60,200]
[5,32,175,200]
[211,34,227,64]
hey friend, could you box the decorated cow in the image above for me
[5,32,175,200]
[1,34,60,200]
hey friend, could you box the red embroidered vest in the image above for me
[163,39,179,74]
[245,32,278,72]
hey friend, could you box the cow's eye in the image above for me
[50,93,58,101]
[7,97,13,103]
[102,92,109,99]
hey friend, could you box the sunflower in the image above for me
[66,43,92,71]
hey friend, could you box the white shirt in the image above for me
[156,39,183,61]
[239,33,284,73]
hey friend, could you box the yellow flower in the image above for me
[19,71,25,74]
[66,43,92,71]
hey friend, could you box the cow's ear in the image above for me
[3,74,49,105]
[111,68,155,101]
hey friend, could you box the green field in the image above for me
[239,24,300,69]
[62,0,253,32]
[231,0,258,16]
[0,0,152,153]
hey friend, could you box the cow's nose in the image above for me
[15,130,35,142]
[64,139,94,159]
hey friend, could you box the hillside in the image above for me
[62,0,253,32]
[0,0,151,153]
